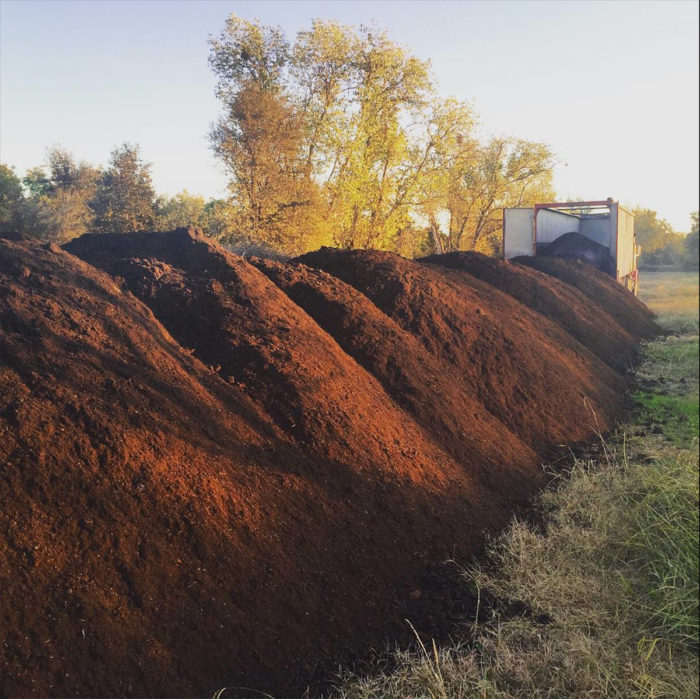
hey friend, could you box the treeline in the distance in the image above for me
[1,15,697,264]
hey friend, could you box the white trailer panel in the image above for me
[503,208,535,259]
[579,216,611,247]
[616,206,636,279]
[535,209,580,244]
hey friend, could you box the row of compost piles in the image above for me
[0,229,658,697]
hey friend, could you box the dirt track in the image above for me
[0,229,659,697]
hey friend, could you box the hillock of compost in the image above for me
[0,229,657,696]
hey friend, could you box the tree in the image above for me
[210,81,326,254]
[91,144,155,234]
[208,14,557,256]
[155,190,207,230]
[209,17,328,254]
[322,26,433,250]
[420,132,554,253]
[0,164,26,232]
[464,138,554,253]
[416,99,479,253]
[201,199,238,241]
[683,212,698,269]
[208,14,289,97]
[3,148,100,242]
[633,208,677,252]
[22,167,51,198]
[35,148,99,242]
[633,208,687,266]
[291,19,361,176]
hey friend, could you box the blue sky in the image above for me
[1,0,698,231]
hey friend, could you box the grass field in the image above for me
[335,272,699,698]
[639,270,699,333]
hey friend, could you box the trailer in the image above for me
[503,198,640,294]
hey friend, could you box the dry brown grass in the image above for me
[333,304,699,698]
[336,444,699,698]
[638,270,699,333]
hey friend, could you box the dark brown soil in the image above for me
[1,231,657,697]
[420,252,639,373]
[539,230,613,274]
[297,247,626,451]
[514,255,660,339]
[250,256,539,502]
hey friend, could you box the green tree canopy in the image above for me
[155,190,207,230]
[209,15,289,96]
[633,208,687,266]
[208,14,557,257]
[35,148,99,242]
[633,208,677,252]
[2,149,100,242]
[0,164,25,232]
[683,212,698,269]
[91,144,155,234]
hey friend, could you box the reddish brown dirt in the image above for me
[420,252,639,373]
[64,231,495,498]
[1,231,657,697]
[297,247,626,452]
[250,257,539,502]
[514,255,660,339]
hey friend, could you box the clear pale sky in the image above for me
[1,0,698,231]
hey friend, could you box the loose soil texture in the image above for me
[0,230,659,697]
[420,251,640,373]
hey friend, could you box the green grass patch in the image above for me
[634,334,699,446]
[638,336,699,387]
[619,449,699,650]
[635,393,699,446]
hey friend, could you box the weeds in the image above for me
[335,278,699,698]
[337,401,698,699]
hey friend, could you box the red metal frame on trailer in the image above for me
[502,199,639,295]
[533,200,612,210]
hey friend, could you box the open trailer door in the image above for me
[615,205,638,293]
[503,208,535,259]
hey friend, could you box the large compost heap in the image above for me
[0,229,659,697]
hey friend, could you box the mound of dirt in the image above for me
[420,251,639,373]
[540,231,613,274]
[514,255,660,339]
[65,231,493,498]
[297,247,626,452]
[250,256,539,501]
[1,231,657,697]
[1,237,518,698]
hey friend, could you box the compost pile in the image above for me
[537,230,614,273]
[420,251,646,373]
[0,229,658,697]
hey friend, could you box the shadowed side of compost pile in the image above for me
[298,247,626,453]
[250,257,539,502]
[0,238,536,698]
[420,251,639,373]
[515,255,660,339]
[1,230,658,697]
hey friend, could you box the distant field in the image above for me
[639,269,699,331]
